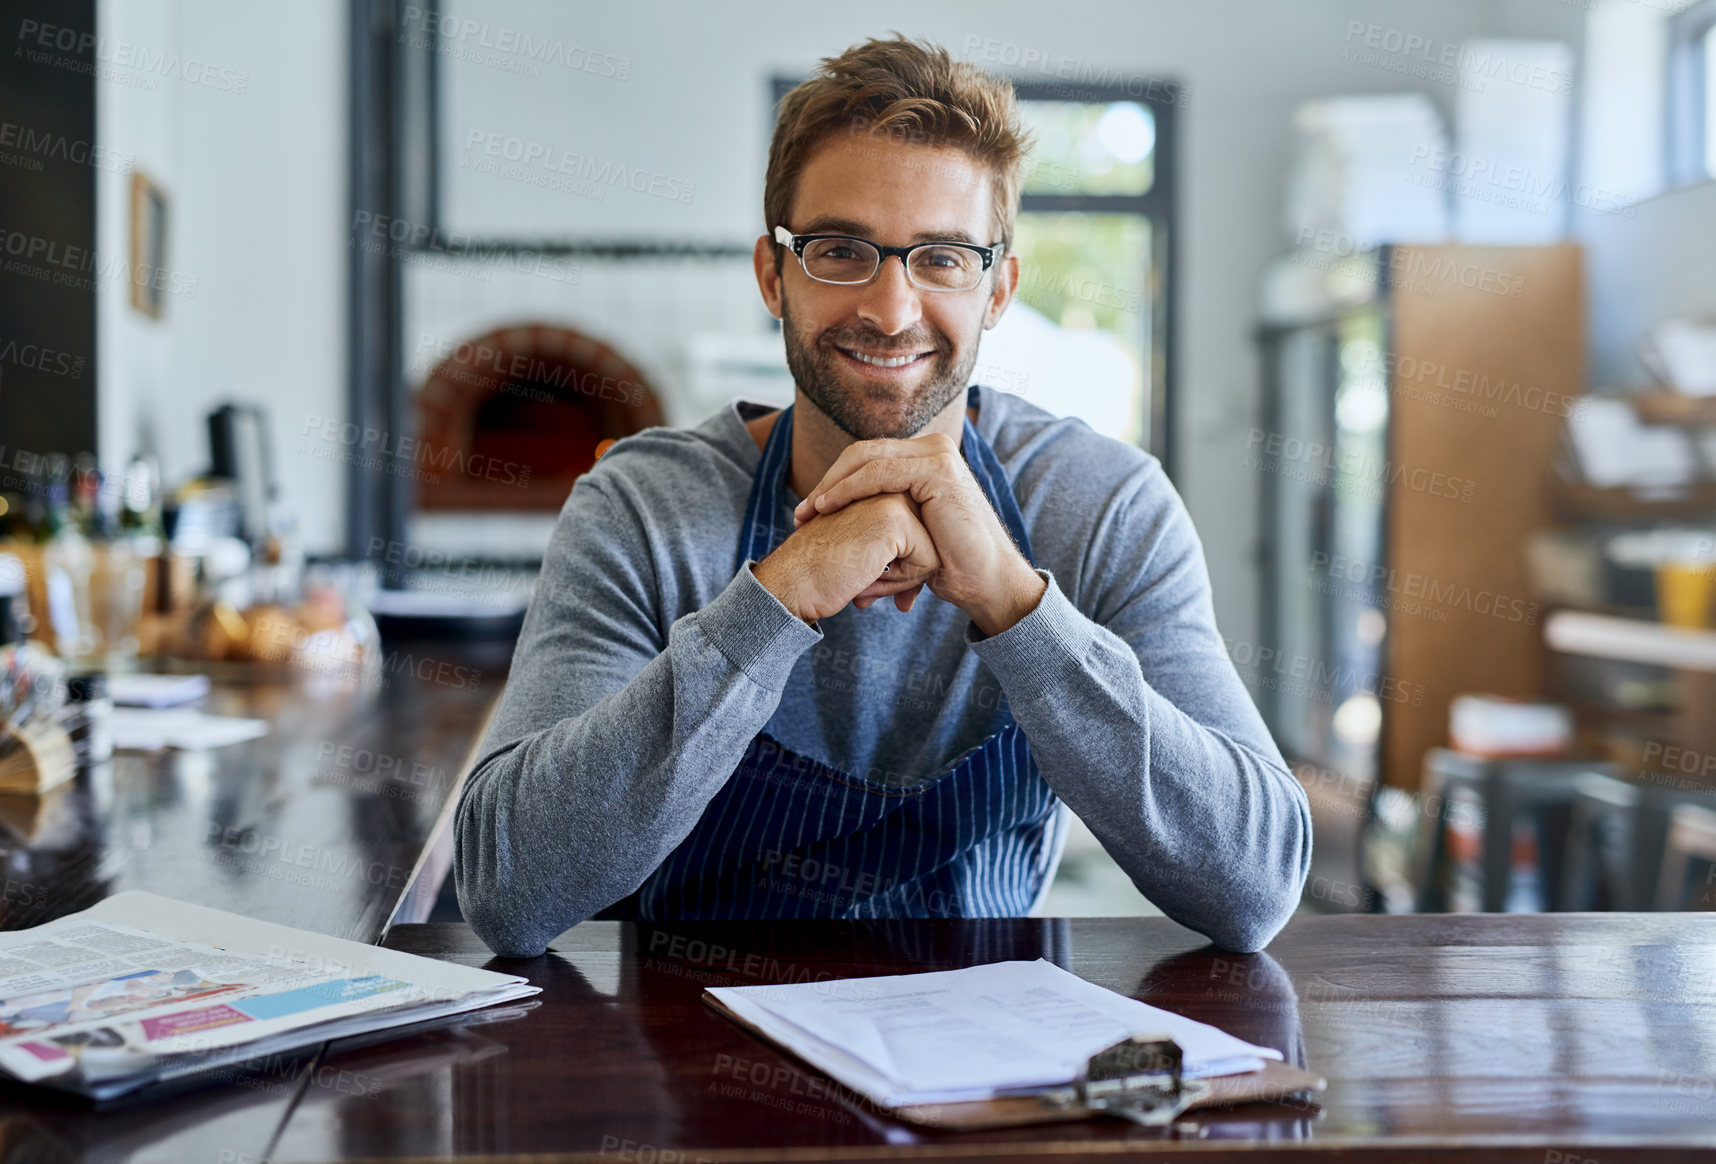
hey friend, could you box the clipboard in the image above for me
[703,992,1326,1130]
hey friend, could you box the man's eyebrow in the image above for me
[796,216,873,237]
[795,217,984,246]
[911,227,981,245]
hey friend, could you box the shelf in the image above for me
[1550,479,1716,522]
[1630,391,1716,427]
[1545,609,1716,672]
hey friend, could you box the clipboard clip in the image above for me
[1038,1034,1210,1127]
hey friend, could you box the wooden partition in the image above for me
[1384,244,1584,790]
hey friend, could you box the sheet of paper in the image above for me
[109,708,268,751]
[1566,397,1698,489]
[107,674,212,708]
[1647,319,1716,395]
[708,958,1279,1108]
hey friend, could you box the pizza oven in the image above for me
[415,323,662,512]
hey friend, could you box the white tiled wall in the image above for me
[404,253,774,430]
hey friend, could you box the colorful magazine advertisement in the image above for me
[0,892,539,1099]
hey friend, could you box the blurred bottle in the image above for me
[71,453,106,539]
[0,553,26,646]
[40,454,97,662]
[0,492,24,541]
[19,457,48,544]
[118,453,163,538]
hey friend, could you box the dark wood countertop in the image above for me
[4,656,1711,1161]
[248,912,1716,1162]
[0,640,507,941]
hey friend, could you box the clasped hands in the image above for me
[750,432,1047,638]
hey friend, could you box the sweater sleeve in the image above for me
[965,464,1311,952]
[454,476,822,957]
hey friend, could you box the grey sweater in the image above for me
[455,387,1311,957]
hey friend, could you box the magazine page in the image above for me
[0,893,536,1088]
[77,891,523,998]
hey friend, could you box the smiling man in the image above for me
[455,35,1311,958]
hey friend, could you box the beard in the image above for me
[780,297,980,441]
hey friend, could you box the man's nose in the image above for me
[855,254,923,337]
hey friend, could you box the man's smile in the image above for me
[832,343,937,377]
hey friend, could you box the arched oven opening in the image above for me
[415,323,663,513]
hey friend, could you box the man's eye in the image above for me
[824,245,860,260]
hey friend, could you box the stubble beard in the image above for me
[780,296,980,441]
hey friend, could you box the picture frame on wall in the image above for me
[129,169,169,319]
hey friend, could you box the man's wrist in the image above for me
[701,558,823,689]
[751,555,815,626]
[969,560,1048,638]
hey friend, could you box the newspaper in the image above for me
[0,892,538,1099]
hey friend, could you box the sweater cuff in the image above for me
[695,559,823,690]
[964,568,1084,690]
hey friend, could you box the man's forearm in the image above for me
[967,570,1311,952]
[455,564,821,956]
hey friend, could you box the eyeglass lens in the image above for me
[800,238,983,290]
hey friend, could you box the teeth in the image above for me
[846,350,921,368]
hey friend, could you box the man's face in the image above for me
[755,134,1018,441]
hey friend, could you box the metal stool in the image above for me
[1415,750,1622,913]
[1558,773,1640,911]
[1655,803,1716,910]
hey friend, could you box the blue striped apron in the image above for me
[635,391,1061,920]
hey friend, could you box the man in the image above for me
[455,35,1310,958]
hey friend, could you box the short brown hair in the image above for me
[764,35,1031,260]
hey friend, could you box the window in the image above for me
[1706,18,1716,178]
[1669,0,1716,186]
[1009,85,1176,464]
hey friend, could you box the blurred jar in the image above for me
[1656,560,1716,629]
[92,540,150,664]
[61,672,113,766]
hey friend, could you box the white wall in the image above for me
[97,0,347,555]
[1575,0,1716,389]
[95,0,1610,633]
[430,0,1589,649]
[1578,179,1716,388]
[96,0,180,490]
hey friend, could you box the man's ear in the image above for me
[983,249,1019,330]
[753,235,784,320]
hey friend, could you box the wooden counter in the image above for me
[4,651,1712,1160]
[257,912,1716,1162]
[0,642,507,940]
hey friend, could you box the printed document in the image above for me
[708,958,1280,1108]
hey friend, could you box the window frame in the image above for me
[1011,79,1178,476]
[1668,0,1716,187]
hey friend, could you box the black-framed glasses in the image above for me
[773,226,1003,292]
